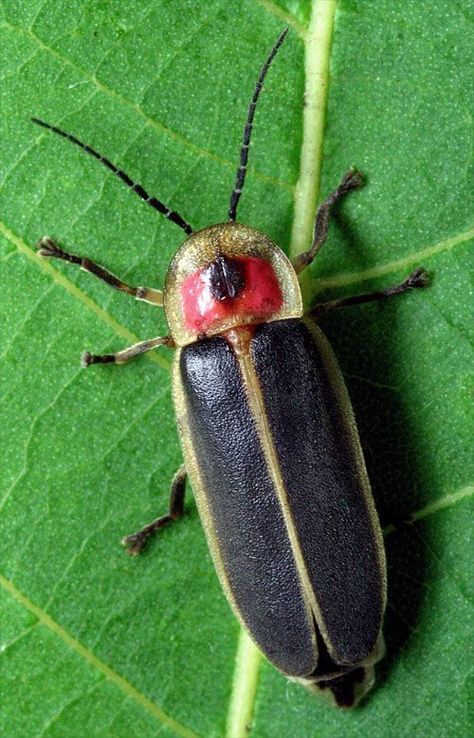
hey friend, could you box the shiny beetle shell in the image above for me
[167,223,386,707]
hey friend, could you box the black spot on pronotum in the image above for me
[203,255,245,301]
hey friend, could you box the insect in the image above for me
[32,29,429,707]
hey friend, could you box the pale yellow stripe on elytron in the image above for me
[233,333,321,657]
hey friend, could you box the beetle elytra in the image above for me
[32,28,429,707]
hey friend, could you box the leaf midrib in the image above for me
[226,4,338,733]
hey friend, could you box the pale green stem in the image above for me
[224,3,340,735]
[225,630,262,738]
[290,0,338,303]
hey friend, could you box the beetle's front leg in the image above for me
[123,465,188,555]
[37,236,163,306]
[82,335,174,366]
[292,170,364,274]
[310,267,430,317]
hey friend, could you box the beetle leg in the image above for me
[36,236,163,306]
[292,170,364,274]
[81,335,174,366]
[122,465,187,555]
[310,267,430,317]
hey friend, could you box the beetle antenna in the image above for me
[31,118,193,235]
[228,28,288,222]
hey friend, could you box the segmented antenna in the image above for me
[228,28,288,222]
[31,118,193,235]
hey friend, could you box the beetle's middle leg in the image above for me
[122,465,188,555]
[292,170,364,274]
[310,267,430,318]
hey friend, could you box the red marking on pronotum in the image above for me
[181,255,283,333]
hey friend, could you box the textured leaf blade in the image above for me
[1,1,472,737]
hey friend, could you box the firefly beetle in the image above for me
[32,28,429,707]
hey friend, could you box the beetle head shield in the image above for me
[164,222,303,346]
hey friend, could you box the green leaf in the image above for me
[1,1,472,737]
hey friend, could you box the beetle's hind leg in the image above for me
[123,465,187,555]
[37,236,163,306]
[310,267,430,318]
[292,170,364,274]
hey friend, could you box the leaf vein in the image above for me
[313,225,474,293]
[135,8,225,110]
[37,678,105,738]
[100,389,168,464]
[0,282,55,362]
[383,485,473,536]
[92,4,160,82]
[0,364,84,510]
[0,221,171,370]
[254,1,307,39]
[0,574,199,738]
[43,512,115,612]
[1,21,292,192]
